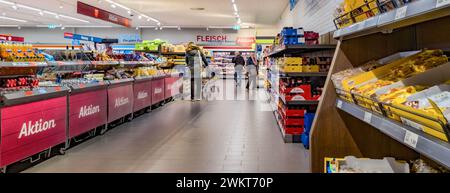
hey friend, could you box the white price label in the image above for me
[395,6,408,20]
[404,130,419,148]
[363,112,372,123]
[436,0,450,8]
[337,100,343,109]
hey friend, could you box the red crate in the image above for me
[285,127,304,135]
[283,118,304,127]
[279,106,305,117]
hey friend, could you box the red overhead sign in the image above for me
[236,37,256,45]
[0,34,24,42]
[77,1,131,27]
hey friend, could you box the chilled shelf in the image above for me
[267,44,337,58]
[336,99,450,169]
[334,0,450,39]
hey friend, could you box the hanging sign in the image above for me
[118,34,142,43]
[196,35,228,43]
[77,1,131,27]
[64,32,103,43]
[0,34,24,42]
[236,37,256,46]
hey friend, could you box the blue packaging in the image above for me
[301,133,309,149]
[304,113,315,134]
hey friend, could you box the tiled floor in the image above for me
[24,79,310,173]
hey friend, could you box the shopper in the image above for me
[246,52,258,90]
[185,42,209,101]
[232,51,245,87]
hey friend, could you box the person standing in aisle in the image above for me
[185,42,209,101]
[246,52,258,90]
[232,51,245,87]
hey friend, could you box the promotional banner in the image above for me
[107,84,134,122]
[69,89,108,138]
[0,34,24,42]
[152,78,165,104]
[133,80,153,111]
[77,1,131,27]
[1,97,67,167]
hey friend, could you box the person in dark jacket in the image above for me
[246,52,258,90]
[185,42,209,101]
[232,51,245,87]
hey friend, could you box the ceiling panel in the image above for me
[0,0,288,28]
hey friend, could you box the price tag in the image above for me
[337,100,343,109]
[395,6,408,20]
[404,130,419,148]
[436,0,450,8]
[363,112,372,123]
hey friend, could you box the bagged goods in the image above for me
[351,50,448,97]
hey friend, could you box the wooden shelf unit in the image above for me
[310,4,450,173]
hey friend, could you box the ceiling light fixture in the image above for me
[55,15,59,19]
[0,16,27,22]
[17,4,41,12]
[12,3,17,10]
[154,27,158,30]
[0,24,18,27]
[178,26,181,30]
[39,11,43,16]
[110,4,116,8]
[138,15,142,19]
[17,26,20,29]
[208,26,233,29]
[105,0,160,24]
[0,0,14,5]
[59,15,90,23]
[138,25,156,28]
[206,27,209,31]
[233,4,237,12]
[61,26,65,30]
[64,25,113,28]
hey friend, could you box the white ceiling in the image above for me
[0,0,288,28]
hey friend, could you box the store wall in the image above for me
[0,27,259,44]
[276,0,343,35]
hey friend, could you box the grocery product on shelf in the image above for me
[333,0,417,29]
[325,156,409,173]
[0,42,45,62]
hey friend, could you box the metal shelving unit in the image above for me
[334,0,450,40]
[336,99,450,169]
[268,44,337,57]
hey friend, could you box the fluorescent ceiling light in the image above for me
[110,4,116,8]
[43,10,57,15]
[65,25,113,28]
[17,4,41,12]
[12,3,17,10]
[233,4,237,12]
[138,26,156,28]
[105,0,160,24]
[0,24,18,27]
[0,16,27,22]
[208,26,233,29]
[106,0,130,11]
[231,0,235,2]
[59,15,90,23]
[162,26,179,29]
[0,0,14,5]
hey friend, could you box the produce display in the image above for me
[0,42,45,62]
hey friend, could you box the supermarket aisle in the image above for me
[25,79,310,173]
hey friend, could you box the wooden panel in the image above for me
[341,26,416,67]
[310,27,420,173]
[310,41,362,173]
[416,16,450,50]
[340,111,419,161]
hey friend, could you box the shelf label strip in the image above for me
[436,0,450,8]
[395,6,408,20]
[363,112,372,123]
[404,130,419,148]
[337,100,343,109]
